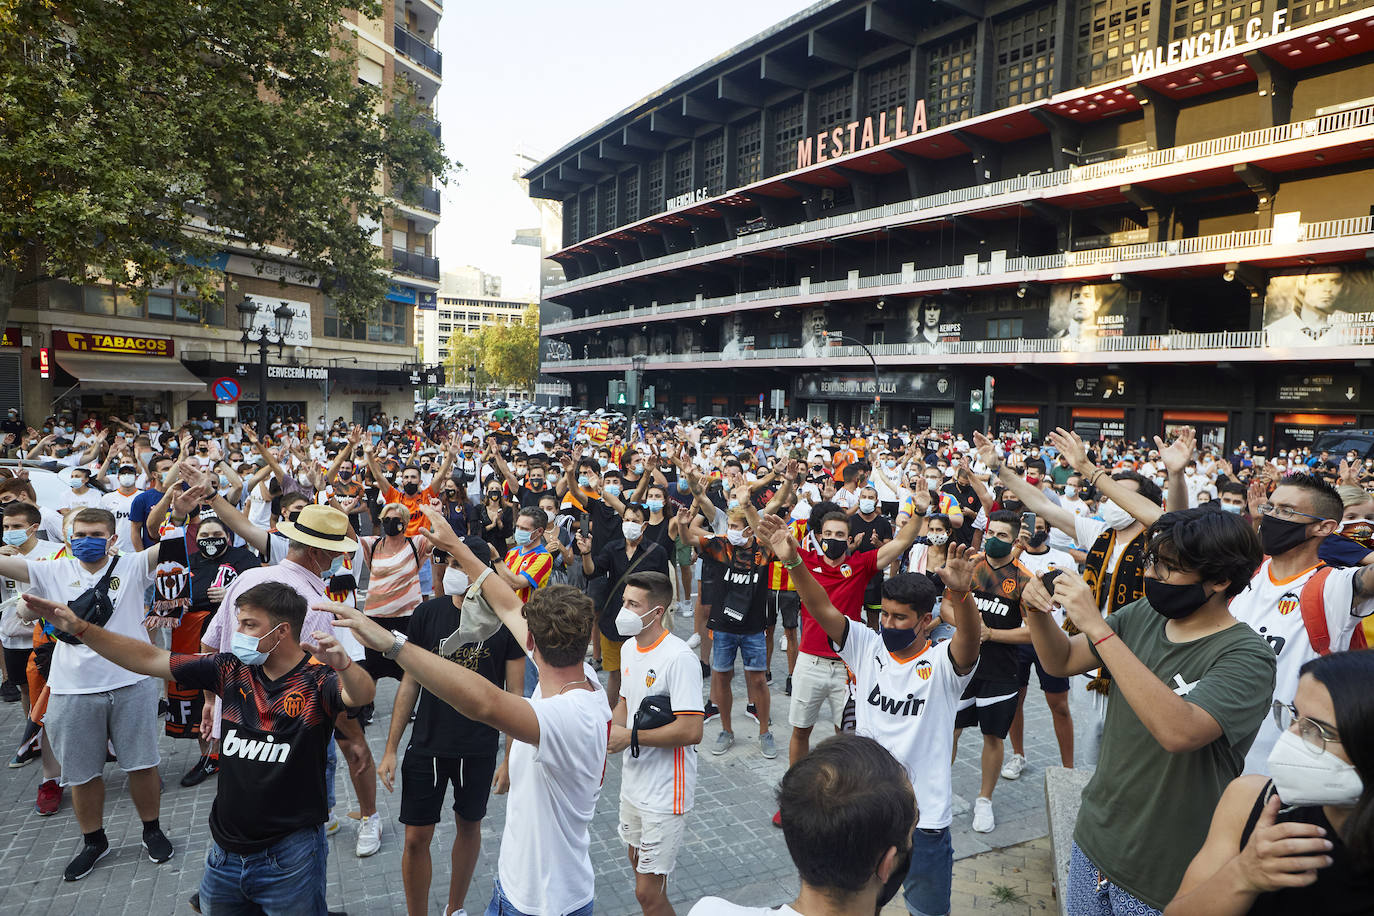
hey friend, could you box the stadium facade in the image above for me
[526,0,1374,450]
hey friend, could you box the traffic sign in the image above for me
[213,377,241,404]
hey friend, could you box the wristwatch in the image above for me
[381,630,408,660]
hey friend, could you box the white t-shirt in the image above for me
[1228,560,1372,775]
[26,551,156,694]
[689,902,801,916]
[498,668,611,916]
[835,622,975,829]
[619,631,703,815]
[61,488,102,512]
[1017,545,1079,626]
[100,489,140,554]
[0,540,65,649]
[832,487,860,511]
[1061,495,1093,519]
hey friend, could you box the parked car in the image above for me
[1312,429,1374,460]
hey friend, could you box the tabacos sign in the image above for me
[796,101,929,170]
[1130,11,1289,75]
[54,330,174,358]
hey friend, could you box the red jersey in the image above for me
[796,548,878,659]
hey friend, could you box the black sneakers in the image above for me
[744,703,760,724]
[63,840,110,881]
[143,827,174,864]
[180,755,220,788]
[0,681,20,703]
[703,701,720,722]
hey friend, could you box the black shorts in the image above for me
[764,590,800,630]
[954,689,1018,739]
[700,574,725,611]
[1015,644,1070,694]
[361,615,412,682]
[399,751,498,825]
[2,647,29,685]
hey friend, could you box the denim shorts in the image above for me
[485,877,593,916]
[710,630,767,672]
[201,825,327,915]
[903,826,954,916]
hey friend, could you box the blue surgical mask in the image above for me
[647,499,664,513]
[858,498,876,514]
[3,530,30,548]
[884,460,896,469]
[728,499,740,510]
[676,479,689,493]
[598,458,609,469]
[70,536,109,562]
[1220,502,1244,514]
[68,478,83,489]
[230,624,284,667]
[513,528,533,547]
[578,475,592,488]
[327,556,345,579]
[633,463,644,474]
[604,484,621,498]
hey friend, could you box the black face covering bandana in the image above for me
[402,481,420,496]
[381,516,406,537]
[821,538,848,560]
[1144,578,1209,620]
[877,844,913,911]
[197,536,228,558]
[1258,516,1313,557]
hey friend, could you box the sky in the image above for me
[431,0,812,300]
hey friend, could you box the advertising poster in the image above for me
[1046,283,1128,341]
[905,297,960,347]
[1263,266,1374,347]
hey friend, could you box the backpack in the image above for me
[1299,566,1369,655]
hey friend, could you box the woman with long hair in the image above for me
[1167,650,1374,914]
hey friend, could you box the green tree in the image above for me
[0,0,450,328]
[482,304,540,392]
[443,326,492,396]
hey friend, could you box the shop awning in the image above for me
[54,352,207,395]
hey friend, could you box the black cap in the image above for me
[462,536,492,568]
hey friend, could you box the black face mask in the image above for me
[821,537,848,560]
[382,517,406,537]
[338,471,352,481]
[1258,516,1313,557]
[197,536,227,558]
[1144,577,1209,619]
[286,511,301,524]
[402,481,420,496]
[877,844,913,911]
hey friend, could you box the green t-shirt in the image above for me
[1073,599,1276,909]
[1051,463,1074,485]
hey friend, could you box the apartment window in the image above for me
[771,97,805,175]
[646,157,664,214]
[620,168,640,223]
[670,145,693,197]
[928,32,977,127]
[986,317,1024,339]
[325,300,407,343]
[813,78,853,134]
[735,116,763,186]
[1289,0,1360,25]
[597,179,616,234]
[48,280,223,325]
[994,5,1057,109]
[1172,0,1259,38]
[438,323,451,332]
[866,57,910,126]
[1077,0,1152,87]
[702,131,725,196]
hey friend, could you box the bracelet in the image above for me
[1093,632,1116,647]
[337,657,352,672]
[1088,467,1109,486]
[946,588,971,603]
[74,620,91,640]
[783,556,803,569]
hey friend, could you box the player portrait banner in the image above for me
[1045,283,1131,341]
[904,297,962,348]
[1262,265,1374,348]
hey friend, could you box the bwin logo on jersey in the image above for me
[222,728,291,763]
[866,684,927,717]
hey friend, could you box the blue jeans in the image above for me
[1066,843,1162,916]
[711,630,767,672]
[200,825,327,915]
[418,558,433,595]
[523,656,539,698]
[484,877,593,916]
[903,826,954,916]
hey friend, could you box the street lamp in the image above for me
[631,353,647,412]
[238,298,295,429]
[830,334,882,427]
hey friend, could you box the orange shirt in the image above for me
[382,483,436,535]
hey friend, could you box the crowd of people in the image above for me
[1,402,1372,916]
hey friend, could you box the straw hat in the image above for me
[276,504,359,553]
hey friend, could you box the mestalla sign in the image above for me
[795,102,929,170]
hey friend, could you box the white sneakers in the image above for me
[686,632,701,649]
[324,816,340,836]
[1001,753,1027,780]
[972,797,995,833]
[355,812,382,857]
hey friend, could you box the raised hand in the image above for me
[1154,425,1195,475]
[311,598,392,653]
[1046,427,1092,476]
[1050,570,1107,640]
[1235,793,1333,891]
[940,543,982,594]
[971,430,1001,471]
[414,504,463,555]
[756,513,797,563]
[308,630,353,671]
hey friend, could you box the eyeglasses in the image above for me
[1271,700,1342,753]
[1256,503,1332,523]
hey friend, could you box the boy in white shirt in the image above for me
[758,514,983,916]
[607,571,704,915]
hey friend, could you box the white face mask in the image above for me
[443,567,470,597]
[1267,728,1363,807]
[118,473,137,488]
[622,521,643,542]
[615,604,656,638]
[928,532,949,546]
[1099,499,1135,531]
[727,529,749,547]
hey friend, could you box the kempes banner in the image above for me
[148,528,191,622]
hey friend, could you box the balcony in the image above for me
[541,214,1374,335]
[391,248,440,280]
[546,102,1374,297]
[542,325,1374,373]
[413,114,441,141]
[397,184,441,214]
[394,26,442,76]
